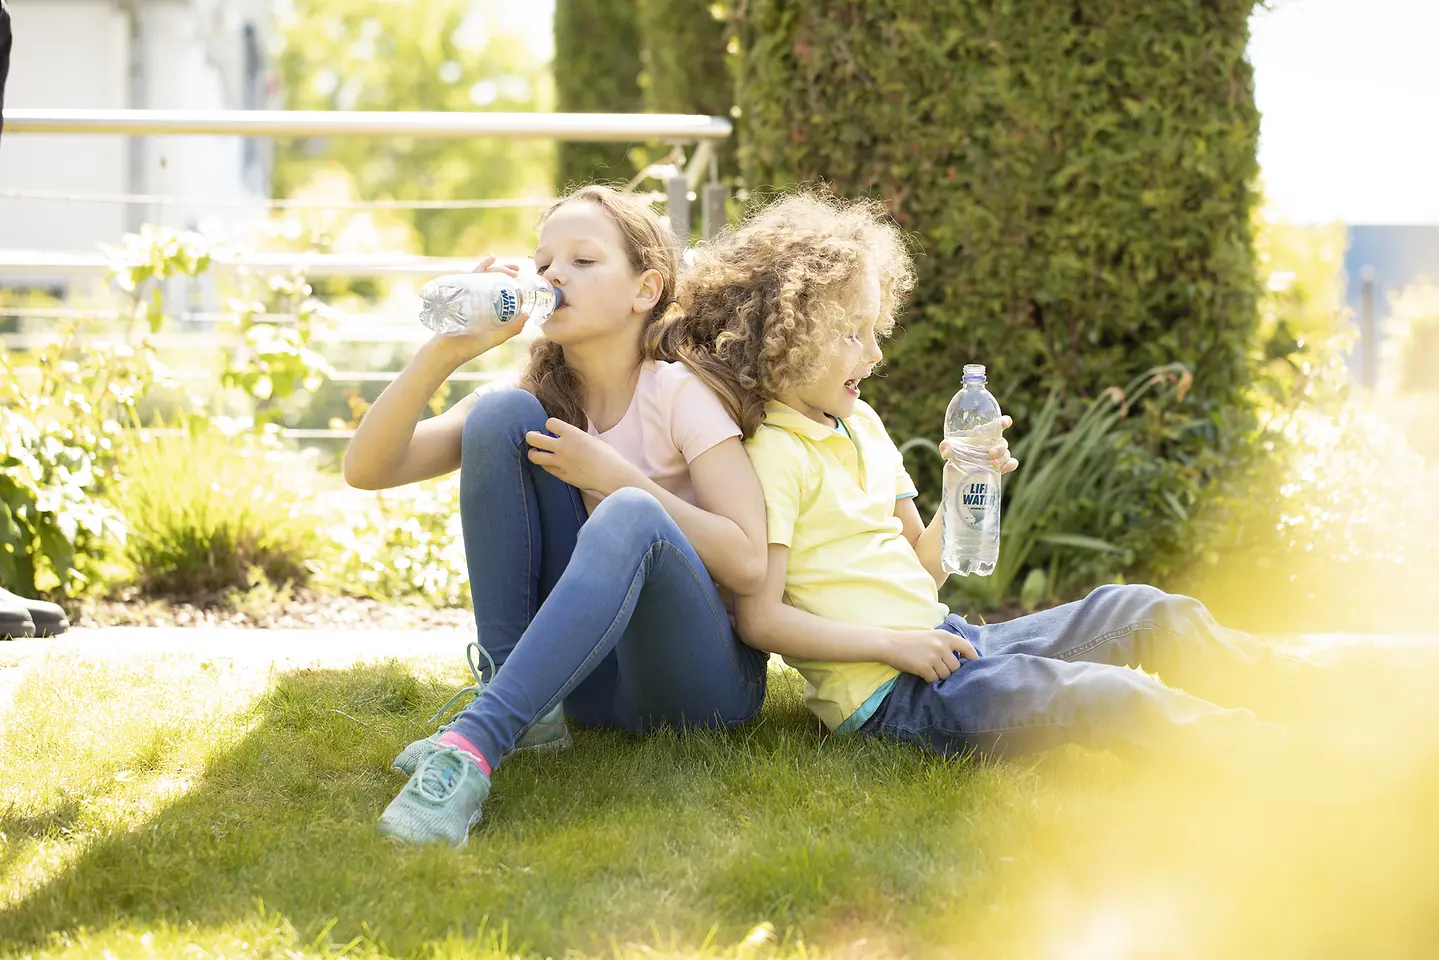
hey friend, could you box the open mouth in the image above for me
[843,378,861,398]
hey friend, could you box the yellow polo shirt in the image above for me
[744,400,950,732]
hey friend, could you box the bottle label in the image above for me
[491,285,519,324]
[958,467,1000,530]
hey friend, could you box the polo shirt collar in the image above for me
[763,400,842,441]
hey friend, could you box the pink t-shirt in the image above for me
[586,360,740,506]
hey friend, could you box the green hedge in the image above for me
[638,0,730,115]
[554,0,644,188]
[735,0,1263,592]
[638,0,735,177]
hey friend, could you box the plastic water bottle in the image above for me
[941,364,1003,576]
[417,273,564,335]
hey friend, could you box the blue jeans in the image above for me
[444,389,768,770]
[860,584,1287,760]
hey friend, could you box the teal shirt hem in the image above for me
[834,676,898,736]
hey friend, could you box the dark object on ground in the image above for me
[1,591,34,639]
[0,587,68,637]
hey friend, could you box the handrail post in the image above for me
[666,174,690,251]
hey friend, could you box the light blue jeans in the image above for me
[860,585,1288,760]
[444,389,768,771]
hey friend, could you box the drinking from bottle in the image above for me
[418,272,564,335]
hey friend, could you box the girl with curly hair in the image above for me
[672,192,1291,762]
[345,186,769,847]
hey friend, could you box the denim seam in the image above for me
[1056,619,1199,670]
[516,443,536,625]
[652,540,762,690]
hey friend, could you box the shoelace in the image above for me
[427,641,499,725]
[413,748,467,801]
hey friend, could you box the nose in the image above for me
[539,261,565,287]
[860,340,882,366]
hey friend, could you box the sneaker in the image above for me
[392,641,573,777]
[377,745,491,848]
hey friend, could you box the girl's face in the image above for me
[780,266,885,425]
[533,201,663,348]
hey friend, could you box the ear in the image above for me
[632,268,664,314]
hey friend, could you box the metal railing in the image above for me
[1,109,736,441]
[2,108,732,242]
[3,108,733,142]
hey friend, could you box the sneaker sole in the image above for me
[509,728,574,755]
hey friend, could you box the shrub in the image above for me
[0,331,150,597]
[555,0,644,187]
[637,0,736,181]
[113,421,322,599]
[317,475,471,608]
[736,0,1264,591]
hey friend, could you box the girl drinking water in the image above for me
[344,186,769,847]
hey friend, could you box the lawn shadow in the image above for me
[0,660,837,956]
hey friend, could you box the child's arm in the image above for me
[895,497,946,589]
[893,418,1020,587]
[344,256,525,490]
[735,545,978,683]
[342,335,483,490]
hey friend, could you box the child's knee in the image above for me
[578,488,676,561]
[463,388,548,446]
[589,486,666,528]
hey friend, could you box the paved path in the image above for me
[0,627,473,722]
[3,627,1437,722]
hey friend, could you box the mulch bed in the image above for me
[72,588,475,632]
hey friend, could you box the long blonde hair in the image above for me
[520,186,680,427]
[649,192,915,437]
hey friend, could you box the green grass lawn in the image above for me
[4,646,1439,959]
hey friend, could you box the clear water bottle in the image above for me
[941,364,1003,576]
[418,273,564,335]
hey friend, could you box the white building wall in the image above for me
[0,0,131,255]
[132,0,272,236]
[0,0,273,271]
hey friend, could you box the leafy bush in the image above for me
[1164,214,1439,632]
[112,420,323,599]
[317,475,471,608]
[0,330,154,597]
[555,0,644,187]
[736,0,1264,592]
[907,364,1193,612]
[637,0,736,184]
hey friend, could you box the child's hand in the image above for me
[429,255,532,362]
[938,415,1019,475]
[882,628,980,683]
[525,418,644,497]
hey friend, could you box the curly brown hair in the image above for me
[647,192,915,438]
[521,186,680,427]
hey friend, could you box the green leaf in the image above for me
[1035,532,1125,554]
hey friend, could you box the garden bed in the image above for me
[71,588,475,632]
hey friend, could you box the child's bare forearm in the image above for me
[738,599,897,665]
[343,337,470,489]
[914,503,947,588]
